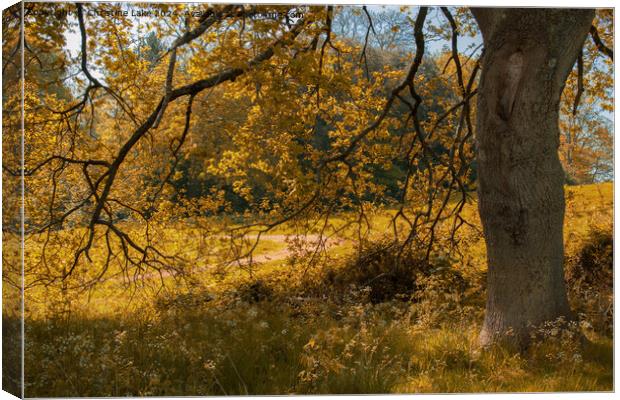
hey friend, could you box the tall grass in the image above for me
[21,183,613,396]
[23,298,612,396]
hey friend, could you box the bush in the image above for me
[236,279,274,303]
[565,226,613,335]
[323,240,468,304]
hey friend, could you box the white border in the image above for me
[0,1,616,399]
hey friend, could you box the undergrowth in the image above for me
[21,184,613,396]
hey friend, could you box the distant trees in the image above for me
[558,10,614,184]
[560,106,613,184]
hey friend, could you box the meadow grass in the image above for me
[20,183,613,396]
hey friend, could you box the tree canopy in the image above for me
[2,3,613,293]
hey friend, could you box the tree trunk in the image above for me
[471,8,595,347]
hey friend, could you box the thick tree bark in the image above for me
[471,8,595,347]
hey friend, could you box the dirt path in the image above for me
[108,233,346,284]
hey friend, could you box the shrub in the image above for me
[566,228,613,289]
[565,226,613,335]
[323,240,468,304]
[236,279,274,303]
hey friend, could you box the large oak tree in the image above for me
[471,8,598,345]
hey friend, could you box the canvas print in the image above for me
[2,1,614,397]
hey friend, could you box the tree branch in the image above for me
[590,24,613,61]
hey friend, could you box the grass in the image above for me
[18,182,614,396]
[397,330,612,393]
[21,302,612,396]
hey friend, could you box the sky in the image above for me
[62,4,482,68]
